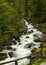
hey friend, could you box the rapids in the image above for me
[0,19,42,65]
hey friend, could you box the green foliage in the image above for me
[32,58,46,65]
[27,0,46,23]
[42,42,46,57]
[0,0,26,45]
[26,0,46,34]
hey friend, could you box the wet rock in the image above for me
[26,36,29,38]
[11,39,17,45]
[0,46,4,51]
[0,53,7,60]
[24,43,33,48]
[0,49,2,51]
[23,26,28,34]
[34,35,46,42]
[33,44,35,46]
[28,30,34,34]
[9,52,13,58]
[31,48,37,53]
[33,34,39,37]
[6,46,12,50]
[19,43,21,45]
[13,48,16,51]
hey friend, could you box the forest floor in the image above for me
[40,62,46,65]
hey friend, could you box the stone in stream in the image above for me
[34,34,46,42]
[19,42,22,45]
[26,36,29,38]
[33,34,39,37]
[12,48,16,51]
[11,40,17,45]
[24,43,33,48]
[34,36,46,42]
[25,30,34,35]
[28,30,34,34]
[6,46,12,50]
[9,52,13,58]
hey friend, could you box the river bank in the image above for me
[32,23,46,42]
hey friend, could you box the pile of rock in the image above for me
[34,34,46,42]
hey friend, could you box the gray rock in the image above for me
[34,34,46,42]
[26,36,29,38]
[9,52,13,58]
[28,30,34,34]
[24,43,33,48]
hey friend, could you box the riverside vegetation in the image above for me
[0,0,27,51]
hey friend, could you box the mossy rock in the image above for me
[31,48,40,53]
[42,48,46,57]
[0,46,4,51]
[0,53,7,61]
[43,42,46,48]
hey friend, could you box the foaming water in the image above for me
[0,19,42,65]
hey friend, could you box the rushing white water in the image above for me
[0,19,42,65]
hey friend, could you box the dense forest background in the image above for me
[0,0,46,50]
[0,0,26,46]
[26,0,46,34]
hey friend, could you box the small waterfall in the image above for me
[23,19,28,26]
[16,40,19,46]
[25,21,28,26]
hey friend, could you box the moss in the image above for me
[31,48,40,53]
[42,42,46,57]
[0,53,7,61]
